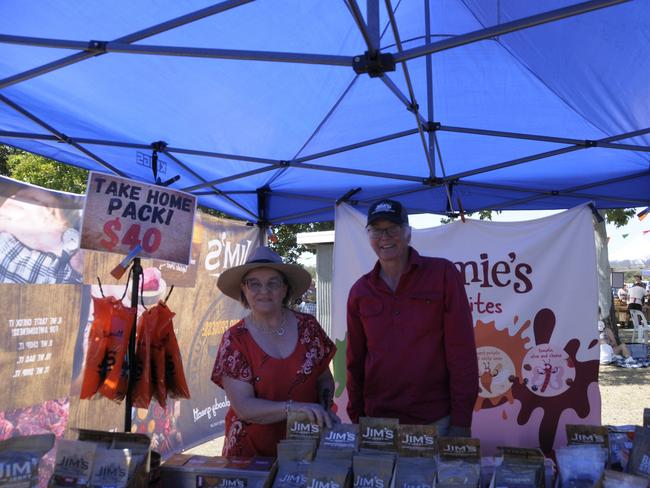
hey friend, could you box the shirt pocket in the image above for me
[408,292,444,338]
[358,297,386,348]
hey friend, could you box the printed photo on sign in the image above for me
[0,176,83,285]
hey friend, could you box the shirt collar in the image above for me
[370,246,422,281]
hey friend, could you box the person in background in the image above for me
[346,199,479,437]
[211,246,337,457]
[598,308,634,365]
[628,274,646,312]
[616,284,628,302]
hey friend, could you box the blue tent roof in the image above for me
[1,0,649,223]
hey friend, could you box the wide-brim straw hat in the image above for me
[217,246,312,302]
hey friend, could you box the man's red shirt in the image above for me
[346,248,479,427]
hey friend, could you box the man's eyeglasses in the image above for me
[367,224,404,240]
[243,278,285,293]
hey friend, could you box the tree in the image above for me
[269,222,334,264]
[5,149,88,194]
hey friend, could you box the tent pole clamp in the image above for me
[352,51,396,78]
[88,40,108,55]
[336,187,362,206]
[426,121,441,132]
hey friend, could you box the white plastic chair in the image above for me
[629,309,650,343]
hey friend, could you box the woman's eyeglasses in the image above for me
[243,278,285,293]
[367,224,403,240]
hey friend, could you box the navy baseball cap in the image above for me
[367,199,409,226]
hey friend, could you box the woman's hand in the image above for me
[290,402,334,429]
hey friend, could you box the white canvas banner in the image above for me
[331,203,600,454]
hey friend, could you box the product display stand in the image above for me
[124,257,142,433]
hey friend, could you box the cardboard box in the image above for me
[160,454,276,488]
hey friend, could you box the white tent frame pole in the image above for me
[395,0,630,63]
[424,0,436,178]
[0,94,126,177]
[0,0,253,89]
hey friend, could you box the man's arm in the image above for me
[346,289,367,423]
[442,261,479,432]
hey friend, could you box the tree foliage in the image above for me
[5,149,88,194]
[269,222,334,264]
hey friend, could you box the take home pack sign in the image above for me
[81,172,196,264]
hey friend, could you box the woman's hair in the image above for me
[239,269,294,309]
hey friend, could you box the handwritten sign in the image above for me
[81,172,196,264]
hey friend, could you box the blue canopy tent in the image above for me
[0,0,649,225]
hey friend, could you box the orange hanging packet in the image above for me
[132,306,156,409]
[80,296,112,399]
[162,304,190,400]
[97,298,136,403]
[150,304,171,408]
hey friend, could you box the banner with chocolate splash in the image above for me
[332,203,600,455]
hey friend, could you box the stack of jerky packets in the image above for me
[627,425,650,483]
[436,437,481,487]
[49,429,150,488]
[353,417,398,488]
[274,410,349,488]
[393,425,437,488]
[553,424,608,487]
[0,434,54,488]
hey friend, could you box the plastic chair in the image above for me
[629,309,650,343]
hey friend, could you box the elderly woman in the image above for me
[211,246,337,457]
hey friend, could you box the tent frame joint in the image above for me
[426,121,440,132]
[423,177,445,187]
[352,51,396,78]
[584,139,598,148]
[336,187,362,206]
[88,40,108,54]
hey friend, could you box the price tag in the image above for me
[80,172,196,264]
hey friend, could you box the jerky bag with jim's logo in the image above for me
[287,411,321,441]
[437,437,481,487]
[0,433,54,488]
[397,424,437,457]
[272,461,309,488]
[50,439,97,487]
[320,424,358,451]
[304,461,349,488]
[352,453,394,488]
[359,417,398,452]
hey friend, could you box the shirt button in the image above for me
[394,310,400,316]
[255,376,260,382]
[425,299,431,304]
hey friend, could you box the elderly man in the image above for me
[346,199,479,437]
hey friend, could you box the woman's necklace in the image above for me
[247,309,287,336]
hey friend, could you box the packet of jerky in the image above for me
[602,469,648,488]
[197,474,249,488]
[304,461,350,488]
[555,445,607,488]
[272,461,310,488]
[89,448,130,488]
[437,437,481,487]
[352,453,395,488]
[493,447,546,488]
[314,447,355,464]
[287,411,321,441]
[393,457,436,488]
[50,439,97,487]
[358,417,398,452]
[320,424,358,451]
[566,424,609,449]
[627,426,650,481]
[608,425,636,472]
[0,433,54,488]
[397,424,437,457]
[277,440,317,462]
